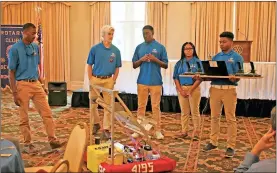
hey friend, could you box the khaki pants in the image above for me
[89,76,115,130]
[17,81,56,144]
[177,86,201,133]
[137,84,162,130]
[209,87,237,149]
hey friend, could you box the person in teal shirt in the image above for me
[202,31,244,158]
[173,42,203,140]
[8,23,63,153]
[132,25,168,140]
[87,25,122,139]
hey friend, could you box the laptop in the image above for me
[202,61,229,76]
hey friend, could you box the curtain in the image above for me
[235,2,276,62]
[191,2,234,60]
[90,2,110,46]
[1,2,71,85]
[145,2,168,46]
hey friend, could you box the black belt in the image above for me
[18,79,37,82]
[92,74,112,79]
[182,84,193,86]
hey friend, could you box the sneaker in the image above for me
[93,124,101,135]
[131,132,140,138]
[22,143,39,154]
[225,148,235,158]
[180,133,188,139]
[155,131,164,140]
[193,135,199,141]
[203,143,217,151]
[49,139,65,149]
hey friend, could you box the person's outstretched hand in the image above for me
[251,128,276,156]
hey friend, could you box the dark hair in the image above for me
[220,31,234,40]
[180,42,199,60]
[143,25,154,34]
[23,23,36,31]
[271,107,276,130]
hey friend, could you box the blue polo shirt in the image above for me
[173,56,203,85]
[132,40,168,86]
[87,42,122,76]
[211,50,244,86]
[8,40,40,80]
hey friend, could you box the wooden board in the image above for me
[179,74,262,79]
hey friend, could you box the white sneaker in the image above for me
[155,131,164,140]
[131,132,140,138]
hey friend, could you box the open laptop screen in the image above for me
[202,61,229,76]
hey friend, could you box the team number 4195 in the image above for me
[131,162,154,172]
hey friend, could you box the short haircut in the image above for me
[23,23,36,31]
[271,106,276,130]
[143,25,154,33]
[100,25,114,41]
[220,31,234,40]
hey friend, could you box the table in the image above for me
[179,74,262,79]
[0,139,25,173]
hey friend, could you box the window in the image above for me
[111,2,146,61]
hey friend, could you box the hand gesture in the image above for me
[147,54,158,63]
[13,92,20,106]
[43,88,49,95]
[112,77,116,84]
[251,128,276,156]
[229,75,237,82]
[193,74,201,81]
[180,89,190,98]
[140,54,149,62]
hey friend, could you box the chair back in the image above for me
[63,123,88,172]
[50,159,69,173]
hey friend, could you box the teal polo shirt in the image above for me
[173,56,203,85]
[211,50,244,86]
[8,40,40,80]
[132,40,168,86]
[87,42,122,76]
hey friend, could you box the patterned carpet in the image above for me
[1,91,276,172]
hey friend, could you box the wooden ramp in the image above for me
[89,86,156,146]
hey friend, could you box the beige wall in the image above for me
[70,2,91,86]
[69,2,192,89]
[167,2,192,60]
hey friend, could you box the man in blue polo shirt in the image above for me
[132,25,168,140]
[202,31,244,158]
[87,25,122,139]
[8,23,63,153]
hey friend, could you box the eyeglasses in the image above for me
[26,44,35,56]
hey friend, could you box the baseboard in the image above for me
[69,81,84,91]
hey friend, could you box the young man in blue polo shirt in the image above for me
[87,25,122,139]
[202,31,244,158]
[132,25,168,140]
[8,23,63,153]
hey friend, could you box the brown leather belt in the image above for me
[211,85,236,89]
[92,74,112,79]
[18,79,37,82]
